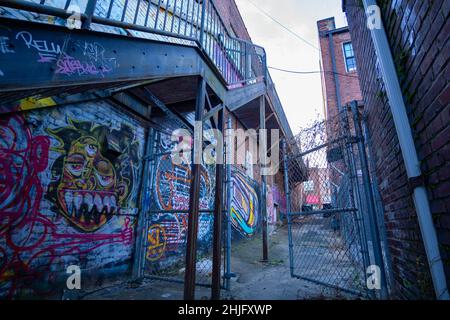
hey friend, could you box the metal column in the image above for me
[350,101,388,299]
[259,96,268,262]
[211,109,225,300]
[282,140,294,277]
[184,77,206,300]
[132,127,155,279]
[224,117,233,291]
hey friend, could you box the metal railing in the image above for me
[0,0,267,88]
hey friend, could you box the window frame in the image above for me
[342,42,357,73]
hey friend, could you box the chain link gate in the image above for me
[138,121,227,291]
[282,109,384,298]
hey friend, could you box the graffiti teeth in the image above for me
[65,191,73,214]
[104,195,111,214]
[94,194,102,212]
[84,193,94,211]
[74,192,82,211]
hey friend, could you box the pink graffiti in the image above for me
[55,53,111,77]
[0,115,133,298]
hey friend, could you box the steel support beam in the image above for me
[259,96,268,262]
[0,18,201,93]
[184,77,206,300]
[211,108,225,300]
[350,101,388,299]
[132,127,156,279]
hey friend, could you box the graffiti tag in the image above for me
[16,31,62,62]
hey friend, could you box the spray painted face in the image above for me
[56,136,127,232]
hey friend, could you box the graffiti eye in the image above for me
[95,172,114,187]
[67,163,84,176]
[85,144,98,156]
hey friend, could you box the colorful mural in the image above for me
[145,129,215,269]
[45,119,139,232]
[0,103,144,298]
[230,169,260,238]
[266,184,286,226]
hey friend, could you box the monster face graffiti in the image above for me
[47,119,135,232]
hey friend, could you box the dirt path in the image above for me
[82,226,355,300]
[222,226,351,300]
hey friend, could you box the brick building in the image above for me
[342,0,449,299]
[317,17,363,125]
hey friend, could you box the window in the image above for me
[343,42,357,72]
[304,180,314,192]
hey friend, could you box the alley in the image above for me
[81,226,357,300]
[0,0,448,302]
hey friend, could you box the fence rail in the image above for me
[0,0,267,88]
[282,110,375,298]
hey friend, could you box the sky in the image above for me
[235,0,348,134]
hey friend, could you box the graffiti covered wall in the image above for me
[0,102,145,298]
[144,126,215,273]
[230,169,260,239]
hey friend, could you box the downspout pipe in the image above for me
[362,0,449,300]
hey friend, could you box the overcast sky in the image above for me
[235,0,347,134]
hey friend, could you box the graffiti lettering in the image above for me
[56,53,106,77]
[146,225,166,261]
[16,31,62,62]
[75,41,117,72]
[0,36,14,54]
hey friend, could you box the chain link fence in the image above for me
[142,124,225,289]
[283,110,372,298]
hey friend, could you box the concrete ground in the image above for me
[82,225,360,300]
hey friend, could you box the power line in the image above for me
[268,66,359,79]
[244,0,319,51]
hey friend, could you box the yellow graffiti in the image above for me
[146,225,167,261]
[19,97,56,111]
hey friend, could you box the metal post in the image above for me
[139,132,161,275]
[198,0,207,48]
[361,114,393,291]
[282,140,294,277]
[184,77,206,300]
[211,109,224,300]
[82,0,97,29]
[350,101,388,299]
[225,117,233,291]
[339,109,373,298]
[259,96,268,262]
[132,127,156,279]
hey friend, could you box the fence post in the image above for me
[350,101,389,299]
[211,109,225,300]
[82,0,97,29]
[282,140,294,277]
[184,77,206,300]
[339,109,374,299]
[132,127,156,279]
[224,117,233,291]
[260,96,268,262]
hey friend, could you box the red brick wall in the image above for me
[214,0,252,41]
[317,18,363,122]
[343,0,449,299]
